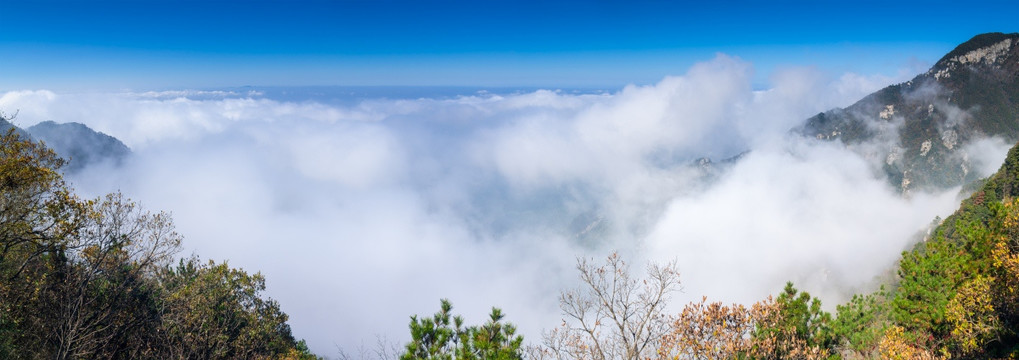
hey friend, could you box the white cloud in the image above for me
[0,55,1001,356]
[646,138,961,306]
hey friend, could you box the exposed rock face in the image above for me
[798,32,1019,193]
[933,38,1012,80]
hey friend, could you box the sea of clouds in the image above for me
[0,54,1010,355]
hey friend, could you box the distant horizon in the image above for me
[0,43,952,91]
[2,1,1016,90]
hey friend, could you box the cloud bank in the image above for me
[1,55,1005,355]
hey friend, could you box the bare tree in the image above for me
[51,193,182,359]
[532,252,680,360]
[336,335,401,360]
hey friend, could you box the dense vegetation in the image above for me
[0,128,316,359]
[876,141,1019,358]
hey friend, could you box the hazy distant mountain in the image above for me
[24,121,130,173]
[799,32,1019,193]
[0,116,131,174]
[0,116,32,139]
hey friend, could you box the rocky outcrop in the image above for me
[798,32,1019,193]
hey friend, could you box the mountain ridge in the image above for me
[799,32,1019,193]
[0,116,130,173]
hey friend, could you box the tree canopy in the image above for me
[0,126,316,358]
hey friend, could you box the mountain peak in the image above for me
[929,32,1019,81]
[799,32,1019,193]
[937,32,1019,64]
[25,121,130,173]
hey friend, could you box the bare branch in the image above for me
[540,252,679,360]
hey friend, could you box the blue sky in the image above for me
[0,0,1015,90]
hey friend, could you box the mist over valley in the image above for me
[4,43,1016,354]
[3,1,1019,357]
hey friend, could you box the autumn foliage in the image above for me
[0,126,316,358]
